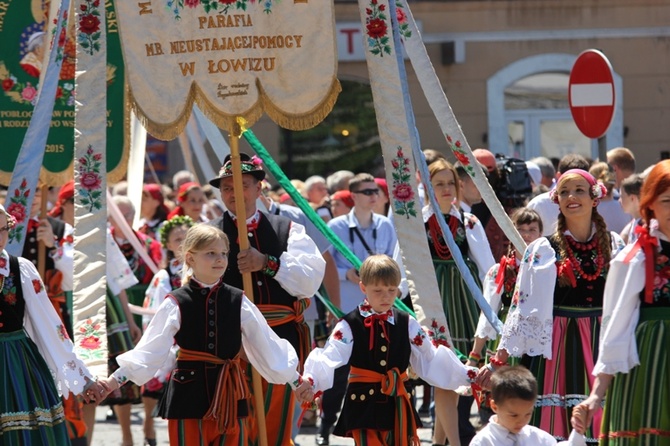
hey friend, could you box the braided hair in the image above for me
[553,172,612,287]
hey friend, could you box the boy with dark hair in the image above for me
[300,254,475,446]
[471,366,564,445]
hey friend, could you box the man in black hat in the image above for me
[209,153,325,446]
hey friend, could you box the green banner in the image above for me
[0,0,128,186]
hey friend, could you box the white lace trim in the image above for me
[499,311,553,358]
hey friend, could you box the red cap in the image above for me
[49,180,75,217]
[374,178,388,198]
[143,183,164,203]
[177,182,200,203]
[279,193,291,204]
[331,190,354,208]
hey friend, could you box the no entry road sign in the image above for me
[569,49,615,139]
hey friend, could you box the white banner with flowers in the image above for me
[72,0,108,377]
[356,0,452,347]
[397,0,525,254]
[114,0,340,139]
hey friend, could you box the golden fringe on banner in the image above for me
[129,77,341,139]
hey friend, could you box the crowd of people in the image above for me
[0,145,667,446]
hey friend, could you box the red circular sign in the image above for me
[568,49,615,139]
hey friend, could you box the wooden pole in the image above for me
[229,121,269,446]
[37,183,48,280]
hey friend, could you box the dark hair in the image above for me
[348,173,376,193]
[558,154,590,174]
[491,365,538,405]
[423,149,446,166]
[511,207,543,235]
[621,173,643,198]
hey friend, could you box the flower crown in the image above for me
[158,215,195,248]
[549,181,607,204]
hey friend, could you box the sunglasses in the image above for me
[353,188,380,196]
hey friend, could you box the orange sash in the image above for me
[177,348,249,434]
[348,366,420,446]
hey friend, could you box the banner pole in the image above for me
[229,121,268,446]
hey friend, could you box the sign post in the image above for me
[568,49,616,162]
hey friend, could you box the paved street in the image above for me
[91,391,439,445]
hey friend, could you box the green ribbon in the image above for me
[242,128,415,318]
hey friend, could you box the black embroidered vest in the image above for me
[212,212,301,350]
[334,308,417,435]
[158,280,245,419]
[0,255,25,333]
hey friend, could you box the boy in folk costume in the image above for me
[101,225,312,445]
[300,254,477,446]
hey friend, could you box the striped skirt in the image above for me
[0,330,70,445]
[521,306,601,444]
[433,258,481,357]
[599,307,670,446]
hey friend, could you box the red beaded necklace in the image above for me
[563,235,604,281]
[428,214,460,260]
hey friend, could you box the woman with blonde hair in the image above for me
[477,169,625,444]
[425,158,495,446]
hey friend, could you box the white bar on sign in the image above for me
[571,83,614,107]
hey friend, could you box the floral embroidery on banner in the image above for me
[77,145,103,212]
[6,178,30,244]
[390,147,417,218]
[167,0,274,20]
[426,318,449,348]
[446,134,476,177]
[0,69,73,105]
[50,9,69,64]
[78,0,103,55]
[394,1,411,40]
[76,318,106,360]
[364,0,391,57]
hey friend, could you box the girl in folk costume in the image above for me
[0,204,106,444]
[300,254,477,446]
[139,183,170,241]
[101,225,310,446]
[167,182,208,223]
[477,169,625,444]
[571,160,670,445]
[473,208,544,357]
[424,159,495,446]
[471,208,543,412]
[140,215,194,446]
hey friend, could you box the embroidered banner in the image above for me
[72,0,108,376]
[397,0,525,254]
[114,0,340,138]
[355,0,453,346]
[4,0,70,256]
[0,0,129,187]
[356,0,502,343]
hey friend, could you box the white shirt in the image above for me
[303,309,474,393]
[0,250,93,396]
[112,292,301,387]
[526,192,558,237]
[470,416,566,446]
